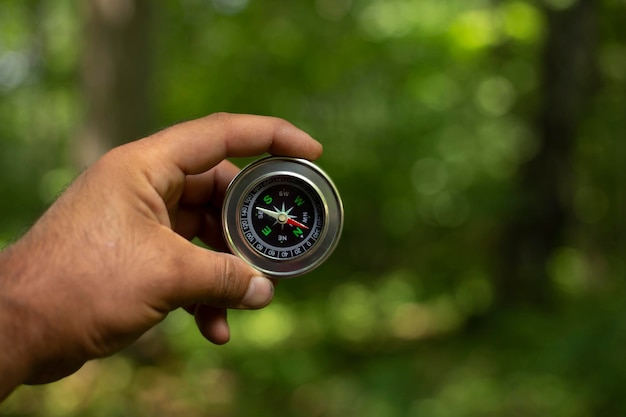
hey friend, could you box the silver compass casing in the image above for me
[222,157,343,278]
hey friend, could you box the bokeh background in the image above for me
[1,0,625,416]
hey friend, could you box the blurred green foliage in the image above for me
[1,0,625,416]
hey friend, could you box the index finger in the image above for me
[149,113,323,175]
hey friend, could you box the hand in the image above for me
[0,113,322,398]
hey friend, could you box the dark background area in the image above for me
[1,0,625,416]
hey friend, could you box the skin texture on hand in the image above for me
[0,113,323,401]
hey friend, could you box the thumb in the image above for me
[157,236,275,310]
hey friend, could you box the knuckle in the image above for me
[268,116,291,132]
[213,255,247,304]
[206,112,233,125]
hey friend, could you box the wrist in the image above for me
[0,244,39,401]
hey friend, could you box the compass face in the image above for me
[243,176,323,260]
[223,157,343,278]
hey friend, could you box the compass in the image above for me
[222,157,343,278]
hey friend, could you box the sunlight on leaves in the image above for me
[454,271,493,315]
[41,2,81,74]
[358,0,450,39]
[600,43,626,81]
[238,303,295,348]
[548,247,590,297]
[411,157,449,196]
[212,0,248,15]
[391,295,464,341]
[377,269,420,316]
[475,76,517,117]
[0,3,30,51]
[435,125,477,185]
[329,282,378,342]
[432,191,471,227]
[411,73,462,112]
[476,118,537,179]
[0,51,29,92]
[391,302,436,340]
[411,370,587,417]
[502,1,544,43]
[448,9,500,51]
[315,0,352,21]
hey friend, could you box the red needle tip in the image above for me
[287,218,309,229]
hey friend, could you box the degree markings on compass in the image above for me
[239,173,327,262]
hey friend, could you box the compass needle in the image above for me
[257,207,280,220]
[286,218,309,229]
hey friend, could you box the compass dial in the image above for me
[223,157,343,278]
[244,176,322,259]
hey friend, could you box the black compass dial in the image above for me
[242,176,324,260]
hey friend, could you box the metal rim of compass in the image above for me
[222,156,343,278]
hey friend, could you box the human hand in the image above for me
[0,113,322,395]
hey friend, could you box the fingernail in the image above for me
[241,276,274,308]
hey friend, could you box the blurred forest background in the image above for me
[1,0,625,416]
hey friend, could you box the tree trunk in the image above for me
[76,0,153,166]
[494,0,598,309]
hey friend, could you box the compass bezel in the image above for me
[222,157,343,278]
